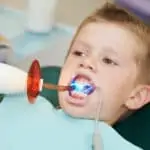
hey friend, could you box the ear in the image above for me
[125,85,150,110]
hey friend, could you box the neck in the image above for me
[106,107,128,126]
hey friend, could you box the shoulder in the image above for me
[0,95,54,118]
[99,122,143,150]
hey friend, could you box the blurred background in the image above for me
[0,0,149,70]
[0,0,107,70]
[0,0,106,26]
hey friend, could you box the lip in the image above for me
[72,74,91,82]
[65,73,96,106]
[66,95,87,107]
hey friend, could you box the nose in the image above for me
[79,57,97,72]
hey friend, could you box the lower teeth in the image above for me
[70,91,86,99]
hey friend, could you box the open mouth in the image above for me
[68,74,96,103]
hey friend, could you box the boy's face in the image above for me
[58,22,140,124]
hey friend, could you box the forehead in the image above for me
[73,22,139,59]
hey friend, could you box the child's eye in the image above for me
[72,50,85,57]
[102,57,118,65]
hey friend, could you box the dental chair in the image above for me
[0,65,149,150]
[40,66,150,150]
[1,1,150,148]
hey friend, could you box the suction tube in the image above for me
[92,88,104,150]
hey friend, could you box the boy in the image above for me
[0,2,150,150]
[59,2,150,125]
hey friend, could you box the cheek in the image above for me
[100,69,136,105]
[59,70,69,85]
[100,78,131,119]
[59,65,75,85]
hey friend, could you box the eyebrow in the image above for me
[72,40,119,57]
[73,40,92,49]
[101,46,118,56]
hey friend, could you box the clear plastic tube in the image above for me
[92,88,104,150]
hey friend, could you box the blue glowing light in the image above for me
[69,78,95,96]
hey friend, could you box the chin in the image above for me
[60,101,83,117]
[59,99,94,120]
[58,87,97,119]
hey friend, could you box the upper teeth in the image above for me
[69,75,95,97]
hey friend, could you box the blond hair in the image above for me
[67,2,150,84]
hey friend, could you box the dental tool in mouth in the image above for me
[27,60,96,103]
[27,59,71,103]
[0,59,95,104]
[69,75,96,99]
